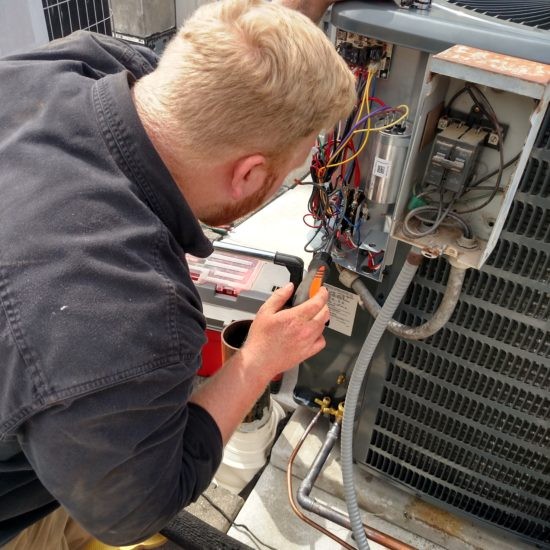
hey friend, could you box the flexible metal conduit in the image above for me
[338,262,466,340]
[341,249,422,550]
[295,420,414,550]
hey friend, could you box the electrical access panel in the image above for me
[303,35,549,282]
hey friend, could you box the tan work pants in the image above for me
[2,508,91,550]
[1,508,166,550]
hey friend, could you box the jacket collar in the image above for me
[93,71,213,258]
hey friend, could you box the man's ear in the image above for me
[229,154,268,200]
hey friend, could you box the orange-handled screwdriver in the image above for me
[293,251,332,307]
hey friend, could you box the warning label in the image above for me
[325,284,359,337]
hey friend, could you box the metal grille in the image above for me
[359,106,550,546]
[444,0,550,31]
[42,0,112,41]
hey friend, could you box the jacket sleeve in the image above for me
[19,365,223,546]
[5,30,159,80]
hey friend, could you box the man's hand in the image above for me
[276,0,344,23]
[242,282,330,380]
[189,283,329,443]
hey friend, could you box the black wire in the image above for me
[342,158,356,188]
[453,84,505,213]
[343,74,365,140]
[469,152,521,187]
[404,205,473,238]
[403,198,473,239]
[304,224,327,253]
[444,86,468,114]
[307,185,331,222]
[407,84,506,233]
[467,84,497,121]
[463,185,503,192]
[308,71,367,246]
[201,492,278,550]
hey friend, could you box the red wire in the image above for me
[369,96,385,106]
[354,159,361,188]
[345,140,362,189]
[367,251,383,271]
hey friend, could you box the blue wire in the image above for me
[371,75,377,102]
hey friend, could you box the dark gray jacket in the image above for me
[0,31,222,546]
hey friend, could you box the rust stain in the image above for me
[406,498,465,539]
[420,245,443,259]
[435,45,550,86]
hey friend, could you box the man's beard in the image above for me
[200,172,277,227]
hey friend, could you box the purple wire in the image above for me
[336,105,394,150]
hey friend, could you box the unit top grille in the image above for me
[444,0,550,30]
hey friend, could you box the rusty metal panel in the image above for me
[432,45,550,100]
[436,45,550,86]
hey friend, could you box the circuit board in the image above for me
[335,30,393,78]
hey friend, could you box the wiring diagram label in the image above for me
[325,284,358,337]
[373,157,392,178]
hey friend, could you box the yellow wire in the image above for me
[354,71,373,132]
[344,69,374,166]
[317,67,410,178]
[324,71,373,171]
[326,103,410,170]
[353,104,410,134]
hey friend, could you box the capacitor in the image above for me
[364,120,412,205]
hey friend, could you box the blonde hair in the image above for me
[135,0,356,163]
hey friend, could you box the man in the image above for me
[0,0,355,547]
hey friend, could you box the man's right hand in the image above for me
[190,282,329,444]
[241,282,330,382]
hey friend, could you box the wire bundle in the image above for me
[304,68,409,258]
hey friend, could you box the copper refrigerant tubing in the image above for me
[287,411,415,550]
